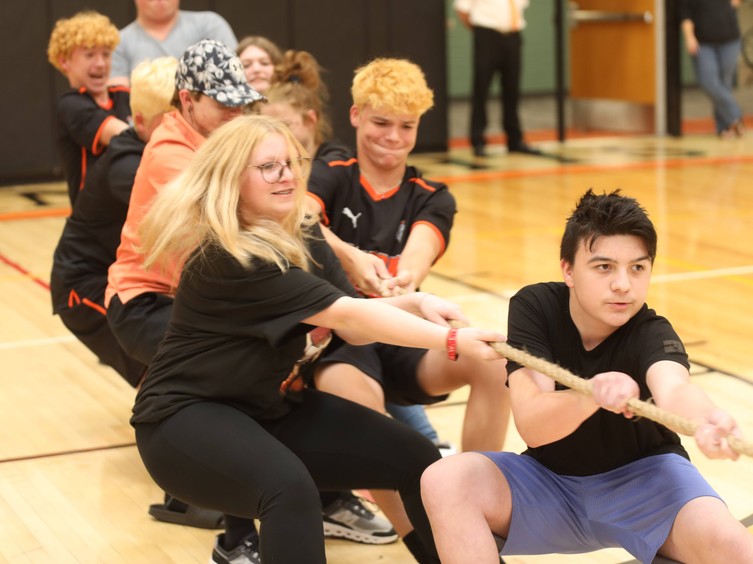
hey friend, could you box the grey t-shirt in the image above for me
[111,10,237,80]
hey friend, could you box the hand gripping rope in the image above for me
[449,320,753,458]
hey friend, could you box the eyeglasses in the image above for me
[248,157,312,183]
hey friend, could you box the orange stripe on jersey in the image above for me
[80,147,87,190]
[409,177,437,192]
[328,157,357,168]
[68,289,81,308]
[306,192,329,225]
[360,175,400,202]
[91,115,115,155]
[82,297,107,316]
[412,220,447,259]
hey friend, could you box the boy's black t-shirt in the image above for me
[56,86,131,206]
[507,282,690,476]
[51,128,144,314]
[307,156,456,275]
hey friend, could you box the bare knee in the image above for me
[663,497,753,563]
[421,459,449,500]
[421,453,493,509]
[422,453,512,536]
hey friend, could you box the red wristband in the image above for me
[446,328,458,361]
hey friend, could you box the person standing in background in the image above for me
[110,0,237,85]
[681,0,746,138]
[454,0,540,157]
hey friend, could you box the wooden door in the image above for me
[570,0,656,103]
[569,0,657,131]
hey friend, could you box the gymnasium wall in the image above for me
[1,0,735,185]
[445,0,698,99]
[0,0,447,185]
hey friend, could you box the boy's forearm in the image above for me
[511,372,599,447]
[398,225,443,288]
[656,382,720,430]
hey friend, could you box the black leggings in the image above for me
[134,389,441,563]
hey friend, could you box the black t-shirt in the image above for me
[56,86,131,206]
[314,139,352,162]
[131,226,359,425]
[680,0,740,44]
[307,156,456,276]
[51,128,144,313]
[507,282,690,476]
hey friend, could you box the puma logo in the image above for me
[342,207,362,229]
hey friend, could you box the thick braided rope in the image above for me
[449,321,753,458]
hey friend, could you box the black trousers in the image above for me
[50,271,146,387]
[470,26,523,150]
[134,389,441,563]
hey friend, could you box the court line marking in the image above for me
[430,153,753,185]
[0,251,50,290]
[0,335,77,350]
[4,150,753,223]
[0,442,136,465]
[0,207,70,222]
[652,265,753,283]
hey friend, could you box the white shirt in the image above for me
[454,0,529,33]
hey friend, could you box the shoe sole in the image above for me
[323,522,398,545]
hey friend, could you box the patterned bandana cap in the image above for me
[176,39,266,107]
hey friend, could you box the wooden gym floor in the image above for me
[1,122,753,562]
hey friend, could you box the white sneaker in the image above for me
[322,492,398,545]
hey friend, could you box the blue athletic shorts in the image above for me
[481,452,721,563]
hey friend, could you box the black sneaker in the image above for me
[322,492,398,545]
[210,531,261,564]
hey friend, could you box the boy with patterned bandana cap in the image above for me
[105,38,263,536]
[47,11,131,206]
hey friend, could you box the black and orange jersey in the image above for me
[307,156,456,277]
[55,85,131,206]
[51,127,144,315]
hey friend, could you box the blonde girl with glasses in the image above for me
[132,114,505,564]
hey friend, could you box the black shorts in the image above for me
[317,342,449,406]
[107,292,173,366]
